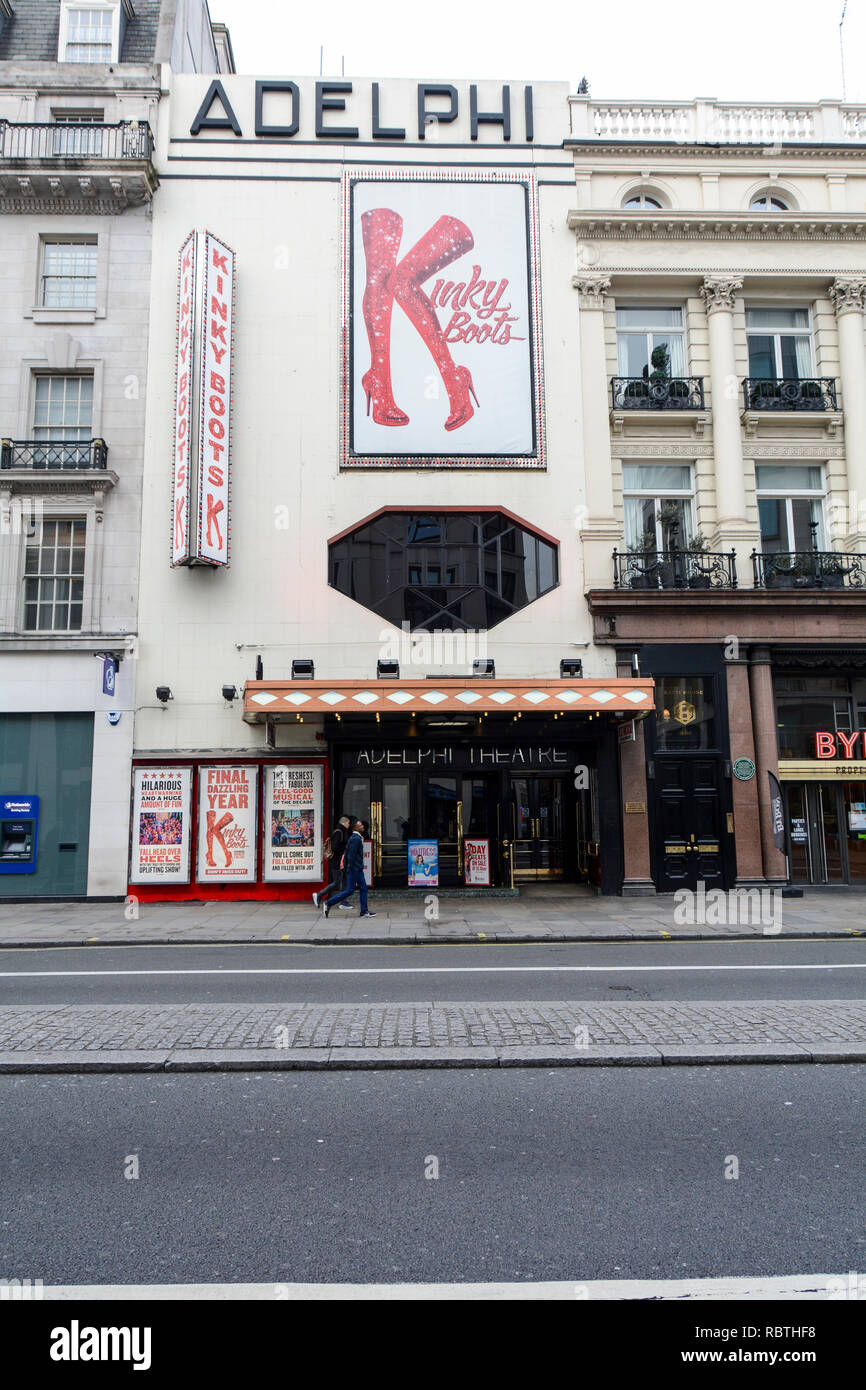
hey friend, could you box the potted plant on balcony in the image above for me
[749,378,782,409]
[817,553,846,588]
[623,377,649,406]
[682,531,713,588]
[797,379,825,411]
[626,529,658,589]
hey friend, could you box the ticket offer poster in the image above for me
[264,765,323,881]
[196,766,258,883]
[408,839,439,887]
[130,767,192,883]
[464,837,491,886]
[347,174,541,466]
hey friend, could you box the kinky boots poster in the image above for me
[344,172,543,468]
[196,766,258,883]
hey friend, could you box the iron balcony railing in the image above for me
[613,548,738,590]
[752,550,865,589]
[611,376,706,411]
[1,439,108,471]
[0,121,154,161]
[742,377,838,411]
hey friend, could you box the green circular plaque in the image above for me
[732,757,756,781]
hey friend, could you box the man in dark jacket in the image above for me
[323,819,376,918]
[313,814,351,909]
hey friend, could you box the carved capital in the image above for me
[700,276,743,314]
[572,274,611,308]
[829,277,866,317]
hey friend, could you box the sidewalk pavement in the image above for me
[0,885,865,946]
[0,999,864,1071]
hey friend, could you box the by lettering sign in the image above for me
[814,731,866,759]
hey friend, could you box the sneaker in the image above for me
[312,892,319,908]
[358,911,377,918]
[323,902,330,919]
[338,903,354,910]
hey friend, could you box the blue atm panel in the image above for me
[0,795,39,874]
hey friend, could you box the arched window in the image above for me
[749,191,791,211]
[622,192,663,210]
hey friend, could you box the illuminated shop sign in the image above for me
[190,80,536,143]
[814,731,866,758]
[171,230,235,568]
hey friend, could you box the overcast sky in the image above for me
[212,0,866,103]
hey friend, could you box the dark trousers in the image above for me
[321,863,346,902]
[327,867,368,914]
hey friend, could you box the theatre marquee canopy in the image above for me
[243,677,654,723]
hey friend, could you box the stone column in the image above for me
[748,646,787,883]
[700,277,755,576]
[829,277,866,550]
[573,273,621,587]
[725,655,764,884]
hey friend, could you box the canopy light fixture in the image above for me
[560,659,583,678]
[377,659,400,679]
[473,659,495,677]
[291,659,315,680]
[155,686,173,704]
[221,684,238,702]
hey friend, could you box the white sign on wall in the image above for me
[196,765,258,882]
[130,766,192,884]
[344,171,543,469]
[170,230,235,567]
[264,765,324,881]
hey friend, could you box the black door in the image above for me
[654,757,725,891]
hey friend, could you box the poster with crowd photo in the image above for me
[345,172,542,468]
[196,766,258,883]
[130,767,192,884]
[264,765,323,882]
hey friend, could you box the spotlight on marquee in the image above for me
[560,659,583,678]
[221,684,238,702]
[473,659,495,678]
[377,660,399,679]
[155,686,173,704]
[291,659,315,680]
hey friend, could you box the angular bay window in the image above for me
[328,511,559,631]
[622,464,694,551]
[756,466,824,553]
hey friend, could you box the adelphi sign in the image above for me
[190,80,538,143]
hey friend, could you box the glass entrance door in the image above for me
[788,782,866,884]
[509,774,566,880]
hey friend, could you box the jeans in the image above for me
[321,863,346,902]
[326,867,368,914]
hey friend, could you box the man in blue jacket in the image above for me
[323,818,376,918]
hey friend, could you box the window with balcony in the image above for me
[22,518,86,632]
[616,307,686,379]
[747,307,812,379]
[31,374,94,468]
[59,4,119,63]
[757,466,824,552]
[52,112,105,156]
[41,241,98,309]
[623,464,694,550]
[328,511,558,631]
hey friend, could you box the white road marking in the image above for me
[35,1274,840,1300]
[0,962,865,978]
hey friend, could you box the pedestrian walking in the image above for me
[313,814,353,910]
[323,819,376,918]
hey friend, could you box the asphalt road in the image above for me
[0,1066,862,1285]
[0,938,864,1004]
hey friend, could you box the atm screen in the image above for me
[1,821,33,858]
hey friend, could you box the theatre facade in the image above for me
[129,80,866,901]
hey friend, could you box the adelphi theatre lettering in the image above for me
[190,80,536,142]
[354,746,570,767]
